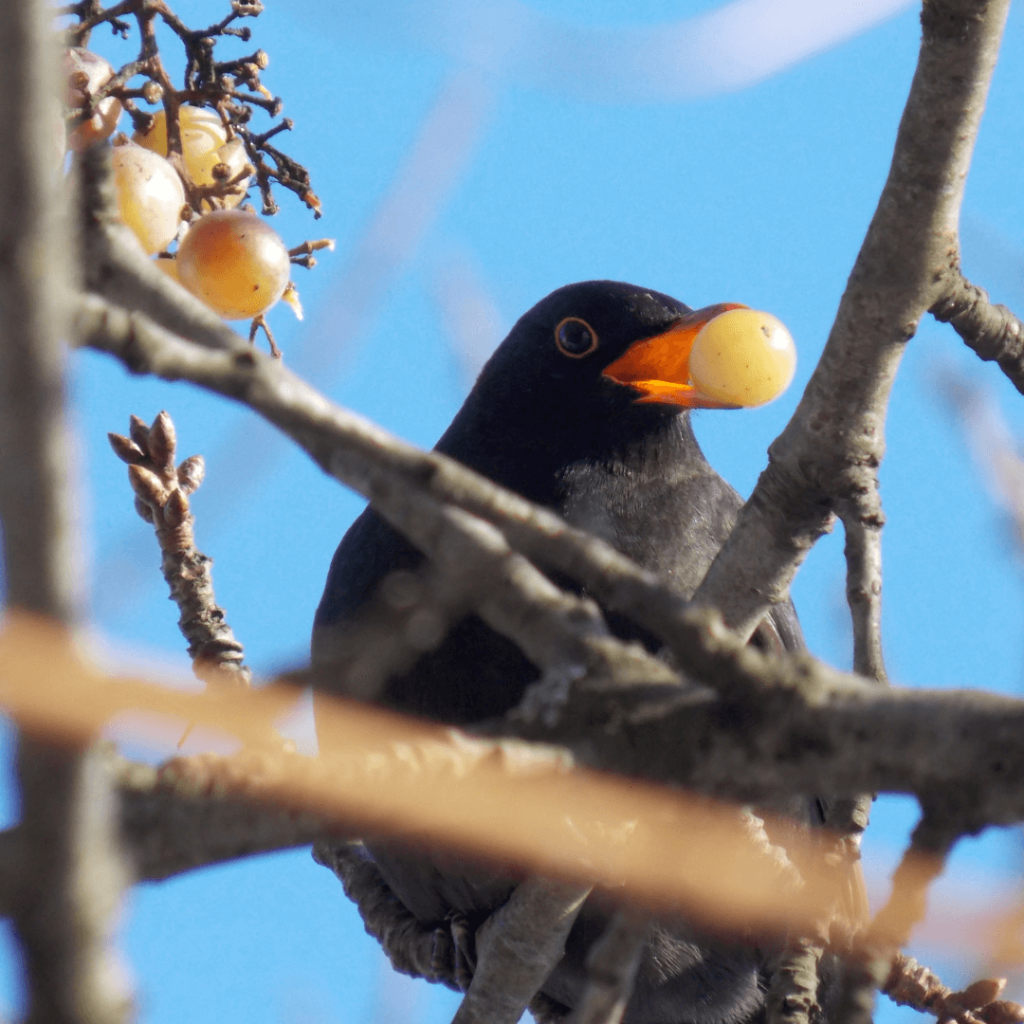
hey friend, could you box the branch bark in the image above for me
[453,878,591,1024]
[692,0,1012,639]
[0,1,130,1020]
[931,269,1024,393]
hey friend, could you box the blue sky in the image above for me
[5,1,1024,1021]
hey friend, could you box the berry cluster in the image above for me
[62,1,331,353]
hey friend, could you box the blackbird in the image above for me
[313,281,857,1024]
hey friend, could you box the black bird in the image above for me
[313,281,854,1024]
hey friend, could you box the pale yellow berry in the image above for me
[112,143,186,255]
[176,210,290,320]
[689,309,796,407]
[64,48,122,151]
[133,106,250,204]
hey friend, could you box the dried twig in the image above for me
[932,269,1024,395]
[109,410,250,688]
[838,815,957,1024]
[65,0,318,216]
[883,954,1024,1024]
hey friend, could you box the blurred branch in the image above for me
[311,562,472,701]
[0,1,130,1020]
[6,617,1024,921]
[693,0,1011,639]
[884,954,1024,1024]
[765,794,870,1024]
[0,619,830,935]
[838,814,957,1024]
[116,750,330,879]
[766,936,828,1024]
[938,367,1024,545]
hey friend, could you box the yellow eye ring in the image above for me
[554,317,599,358]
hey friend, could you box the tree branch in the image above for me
[0,1,130,1020]
[692,0,1012,639]
[109,411,251,688]
[931,269,1024,393]
[837,815,957,1024]
[68,294,1024,827]
[6,616,1024,924]
[453,878,591,1024]
[564,911,648,1024]
[70,291,710,696]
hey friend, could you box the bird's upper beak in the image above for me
[601,303,746,409]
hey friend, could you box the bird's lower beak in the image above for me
[601,303,746,409]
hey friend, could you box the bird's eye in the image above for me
[554,317,599,358]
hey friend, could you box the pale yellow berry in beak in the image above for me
[689,309,797,407]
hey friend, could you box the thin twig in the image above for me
[841,514,888,683]
[884,953,1024,1024]
[837,814,958,1024]
[931,269,1024,395]
[109,411,250,687]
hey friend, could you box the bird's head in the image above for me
[473,280,796,420]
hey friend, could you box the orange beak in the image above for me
[601,303,747,409]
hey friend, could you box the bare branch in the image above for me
[0,2,131,1020]
[884,954,1024,1024]
[841,514,888,684]
[838,815,957,1024]
[453,878,591,1024]
[563,912,648,1024]
[68,292,753,706]
[932,269,1024,394]
[117,749,329,878]
[693,0,1012,639]
[766,936,828,1024]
